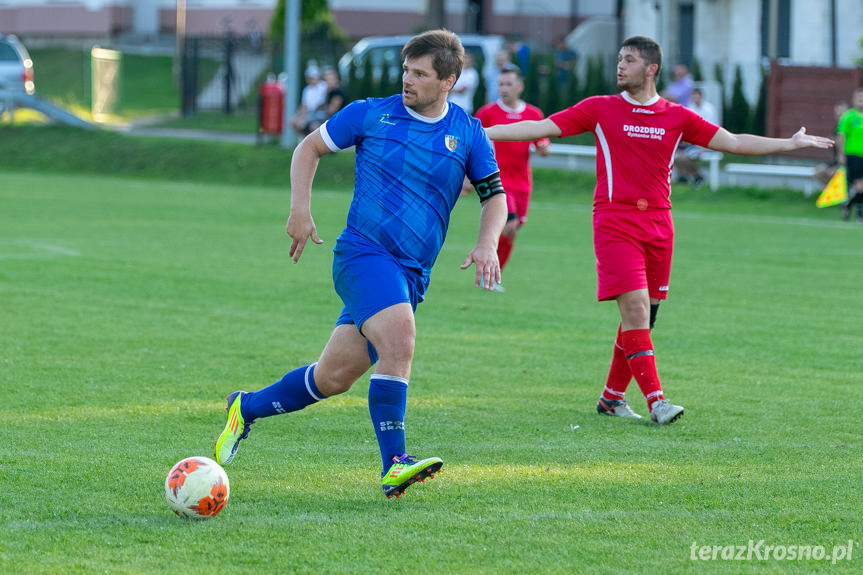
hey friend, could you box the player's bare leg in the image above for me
[314,324,375,396]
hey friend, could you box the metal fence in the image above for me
[180,35,278,116]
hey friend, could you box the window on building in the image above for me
[761,0,791,59]
[466,0,484,34]
[678,3,694,69]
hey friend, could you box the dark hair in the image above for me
[621,36,663,74]
[500,63,522,79]
[402,29,464,81]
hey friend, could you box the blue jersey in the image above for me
[320,94,499,278]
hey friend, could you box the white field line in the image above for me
[0,240,80,260]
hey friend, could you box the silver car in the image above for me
[0,34,35,95]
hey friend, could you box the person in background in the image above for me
[838,89,863,222]
[514,40,530,75]
[554,36,578,89]
[474,64,550,284]
[674,87,720,186]
[304,66,349,134]
[662,63,693,106]
[485,36,833,425]
[814,101,848,188]
[290,64,327,137]
[449,52,479,113]
[485,48,513,104]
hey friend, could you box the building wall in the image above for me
[158,8,273,36]
[0,0,274,37]
[0,4,133,36]
[2,0,860,103]
[621,0,862,105]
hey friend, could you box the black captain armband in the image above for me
[471,171,505,203]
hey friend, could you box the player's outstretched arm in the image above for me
[707,126,834,156]
[286,130,330,263]
[460,193,507,289]
[486,118,562,142]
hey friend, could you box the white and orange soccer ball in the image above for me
[165,456,230,519]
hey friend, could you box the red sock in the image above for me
[602,324,632,401]
[620,329,665,411]
[497,235,514,270]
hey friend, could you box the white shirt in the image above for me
[301,80,328,112]
[449,67,479,113]
[687,99,719,126]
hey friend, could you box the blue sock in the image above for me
[242,363,323,420]
[368,375,408,475]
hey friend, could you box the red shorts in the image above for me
[506,188,531,225]
[593,209,674,301]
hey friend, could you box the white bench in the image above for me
[542,143,723,191]
[699,150,723,191]
[725,163,817,195]
[544,143,596,170]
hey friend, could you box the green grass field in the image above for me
[14,48,221,123]
[1,144,861,573]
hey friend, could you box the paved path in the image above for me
[197,53,269,110]
[120,125,258,145]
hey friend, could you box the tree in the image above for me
[270,0,349,70]
[751,66,768,136]
[714,62,727,125]
[270,0,331,38]
[726,65,750,134]
[567,63,581,105]
[691,59,703,82]
[584,56,610,97]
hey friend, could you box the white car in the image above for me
[0,34,35,95]
[338,34,505,96]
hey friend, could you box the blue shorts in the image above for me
[332,231,427,362]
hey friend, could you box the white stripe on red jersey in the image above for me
[550,92,719,211]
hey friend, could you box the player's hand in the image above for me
[285,211,323,263]
[535,140,551,157]
[790,127,834,150]
[460,245,501,290]
[502,219,519,238]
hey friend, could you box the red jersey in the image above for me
[476,100,549,195]
[550,93,719,212]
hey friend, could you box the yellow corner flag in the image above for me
[816,166,847,208]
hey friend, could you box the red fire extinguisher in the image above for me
[259,75,285,135]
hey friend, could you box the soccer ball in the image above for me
[165,456,230,519]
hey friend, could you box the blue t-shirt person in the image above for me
[321,94,499,281]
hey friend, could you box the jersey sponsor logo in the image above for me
[445,134,459,152]
[379,113,396,125]
[632,107,655,114]
[623,124,665,141]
